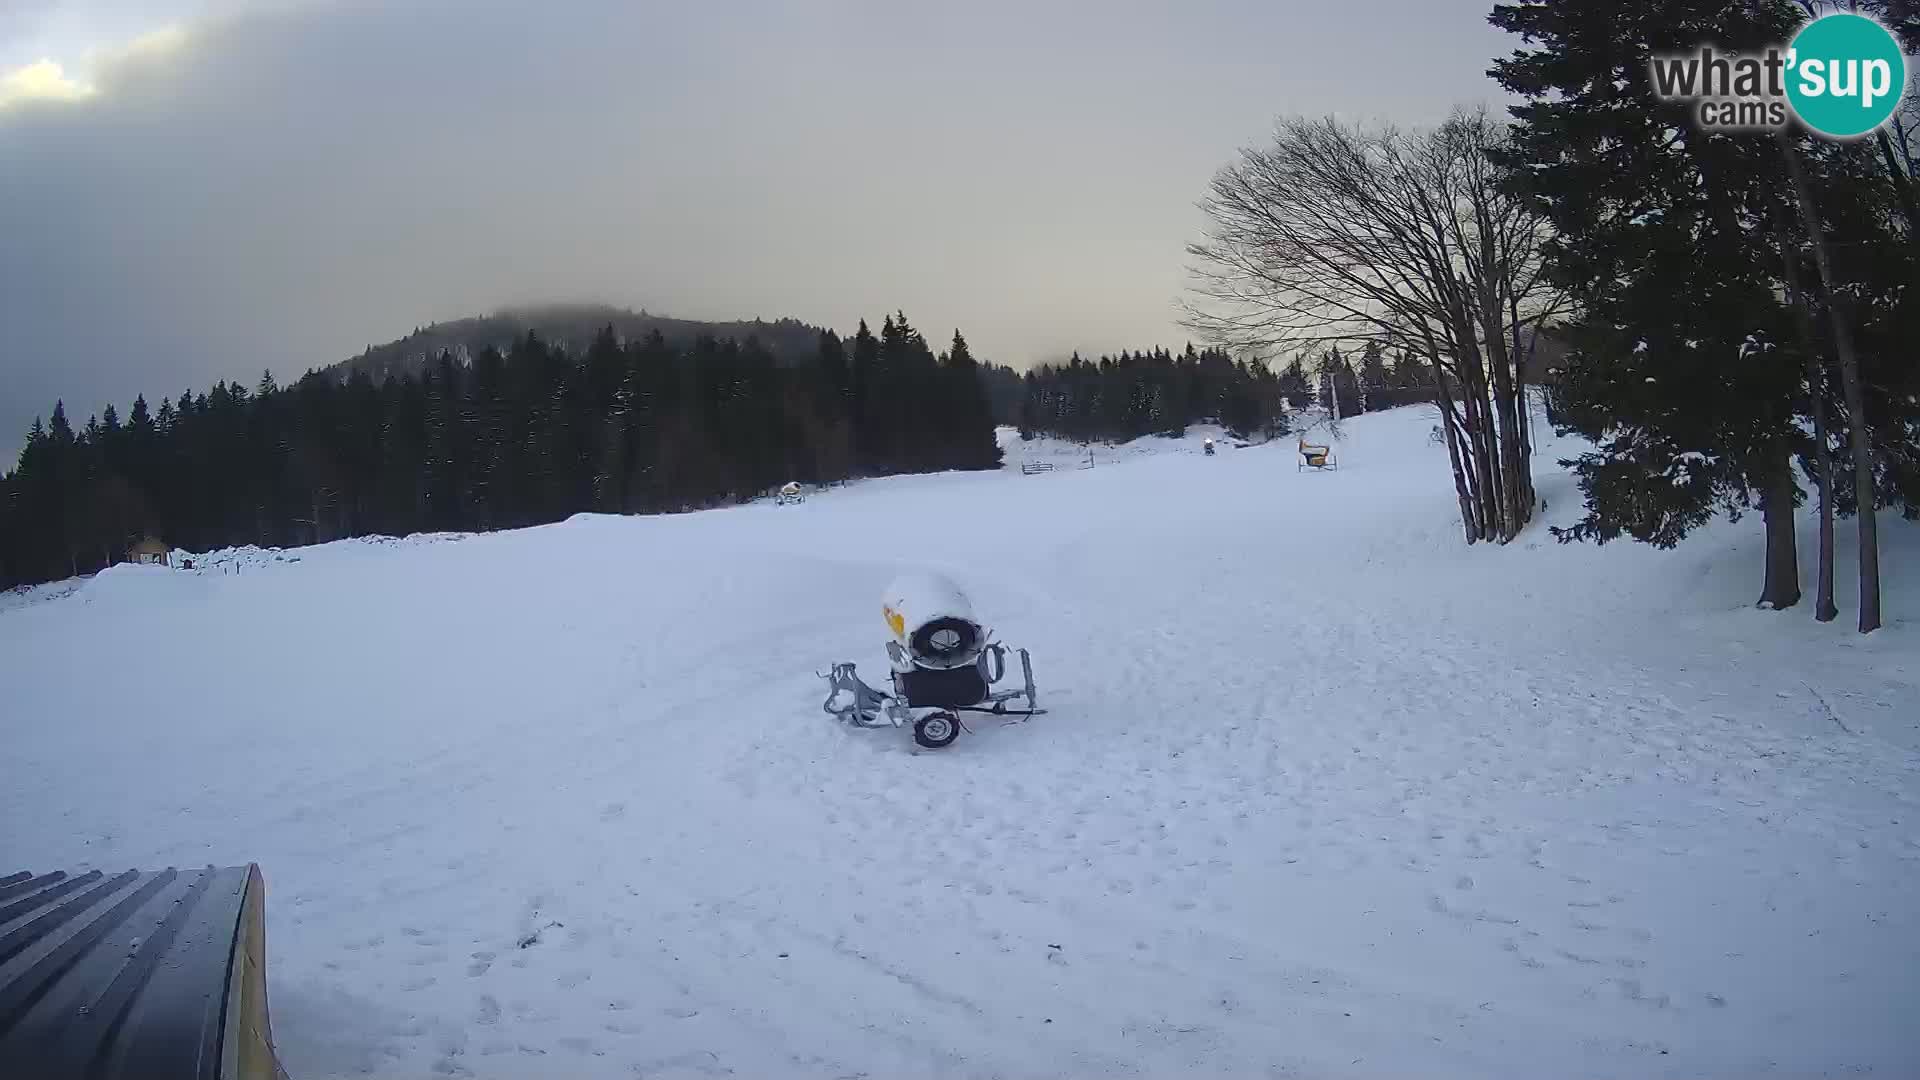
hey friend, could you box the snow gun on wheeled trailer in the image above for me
[819,573,1044,749]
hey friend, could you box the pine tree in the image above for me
[1321,347,1361,421]
[1278,358,1312,410]
[1357,342,1390,412]
[942,331,1003,470]
[849,319,882,473]
[1491,0,1813,608]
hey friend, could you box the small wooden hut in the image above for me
[127,536,171,567]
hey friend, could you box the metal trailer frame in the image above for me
[820,641,1043,748]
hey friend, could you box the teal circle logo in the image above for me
[1786,13,1908,138]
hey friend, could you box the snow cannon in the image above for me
[819,572,1045,749]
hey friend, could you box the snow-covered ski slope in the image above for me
[3,406,1916,1080]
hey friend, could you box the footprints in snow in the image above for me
[1423,862,1690,1008]
[358,897,721,1068]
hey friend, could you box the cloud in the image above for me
[0,0,1512,467]
[115,24,190,61]
[0,58,95,108]
[0,23,188,111]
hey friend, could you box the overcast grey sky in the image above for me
[1,0,1512,461]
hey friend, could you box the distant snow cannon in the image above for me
[820,572,1044,748]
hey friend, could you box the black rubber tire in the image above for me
[913,712,961,749]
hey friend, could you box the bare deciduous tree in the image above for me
[1185,108,1566,543]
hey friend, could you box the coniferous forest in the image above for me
[1011,342,1441,445]
[0,312,1001,588]
[942,337,1396,444]
[1014,346,1287,444]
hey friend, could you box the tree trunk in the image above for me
[1442,399,1480,541]
[1476,272,1528,542]
[1512,306,1540,508]
[1453,306,1515,542]
[1461,373,1502,540]
[1426,337,1481,543]
[1487,349,1528,539]
[1511,307,1531,457]
[1777,207,1839,622]
[1759,442,1801,610]
[1782,138,1882,633]
[1876,128,1919,248]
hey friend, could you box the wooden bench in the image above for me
[1020,461,1055,475]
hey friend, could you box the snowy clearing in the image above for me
[3,406,1916,1079]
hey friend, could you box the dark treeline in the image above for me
[1016,341,1440,444]
[978,362,1026,428]
[1017,345,1286,443]
[0,311,999,589]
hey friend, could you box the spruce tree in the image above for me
[1278,358,1312,411]
[942,331,1003,469]
[848,319,882,473]
[1357,342,1389,412]
[1491,0,1812,608]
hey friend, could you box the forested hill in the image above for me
[327,304,830,384]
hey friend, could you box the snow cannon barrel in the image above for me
[0,864,286,1080]
[882,573,986,670]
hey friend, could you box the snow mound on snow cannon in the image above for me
[881,572,988,671]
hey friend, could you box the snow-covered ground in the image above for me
[3,405,1915,1079]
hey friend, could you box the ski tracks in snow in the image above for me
[6,411,1916,1078]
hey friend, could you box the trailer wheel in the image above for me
[914,712,960,749]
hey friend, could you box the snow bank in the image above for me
[999,422,1271,473]
[176,533,469,576]
[2,403,1915,1079]
[79,561,205,606]
[0,577,85,615]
